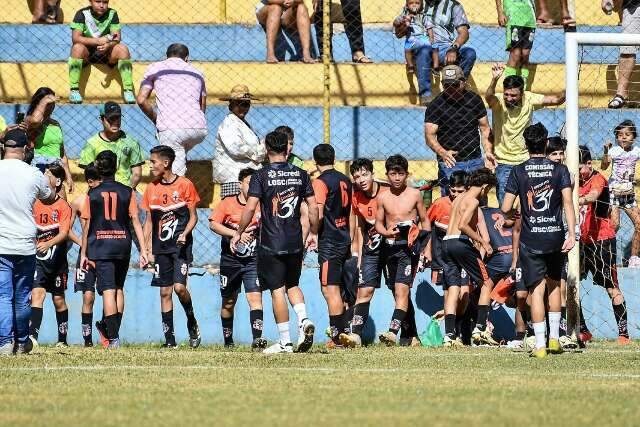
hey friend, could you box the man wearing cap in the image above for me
[425,65,494,195]
[0,129,56,355]
[137,43,208,177]
[78,102,145,189]
[213,85,266,199]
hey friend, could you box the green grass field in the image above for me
[1,342,639,427]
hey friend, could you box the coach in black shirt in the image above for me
[424,65,494,195]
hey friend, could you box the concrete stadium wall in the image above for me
[33,267,639,345]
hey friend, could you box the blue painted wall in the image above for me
[33,266,639,345]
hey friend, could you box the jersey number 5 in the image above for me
[101,192,118,221]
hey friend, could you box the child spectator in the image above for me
[393,0,438,105]
[495,0,536,85]
[313,0,371,63]
[68,0,134,104]
[274,125,304,168]
[601,119,640,267]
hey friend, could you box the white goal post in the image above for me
[564,32,640,338]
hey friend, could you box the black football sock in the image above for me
[401,300,418,338]
[221,316,234,346]
[249,309,264,339]
[560,306,567,336]
[116,312,123,334]
[180,297,196,326]
[56,309,69,344]
[476,305,489,330]
[81,312,93,344]
[613,302,629,338]
[351,302,370,336]
[329,314,343,343]
[30,307,43,340]
[579,305,590,333]
[104,314,119,340]
[389,309,407,335]
[445,314,456,338]
[344,306,355,334]
[161,310,175,345]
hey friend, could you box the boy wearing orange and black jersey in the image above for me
[142,145,201,349]
[30,163,72,347]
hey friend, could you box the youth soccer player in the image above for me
[69,163,101,347]
[68,0,134,104]
[501,123,576,358]
[209,168,266,350]
[231,131,320,354]
[443,168,498,347]
[578,146,630,344]
[142,146,201,348]
[81,150,148,349]
[309,144,356,348]
[30,164,72,347]
[495,0,536,84]
[375,155,430,346]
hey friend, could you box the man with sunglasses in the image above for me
[78,102,145,189]
[425,65,494,197]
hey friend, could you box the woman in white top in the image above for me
[212,85,266,199]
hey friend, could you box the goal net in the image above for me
[566,32,640,341]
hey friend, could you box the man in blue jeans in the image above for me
[0,128,55,355]
[424,65,494,196]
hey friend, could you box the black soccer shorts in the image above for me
[151,253,189,287]
[384,244,418,288]
[518,244,563,289]
[74,257,96,293]
[318,249,350,287]
[257,249,303,291]
[581,238,619,289]
[95,259,130,295]
[506,26,535,50]
[219,258,260,298]
[34,268,68,296]
[359,252,385,288]
[442,236,490,289]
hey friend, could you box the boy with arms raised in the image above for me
[375,155,430,346]
[81,151,148,349]
[142,145,201,348]
[501,123,576,358]
[209,168,266,350]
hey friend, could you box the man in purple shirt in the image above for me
[137,43,208,176]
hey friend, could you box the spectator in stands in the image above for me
[393,0,438,106]
[313,0,372,63]
[137,43,208,177]
[0,129,56,355]
[424,65,493,194]
[495,0,536,85]
[22,87,74,194]
[213,85,266,199]
[68,0,134,104]
[256,0,316,64]
[537,0,574,26]
[78,102,145,189]
[274,125,304,168]
[606,0,640,108]
[485,64,566,202]
[31,0,61,24]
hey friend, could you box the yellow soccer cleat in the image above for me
[548,338,564,354]
[529,347,548,358]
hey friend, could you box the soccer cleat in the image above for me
[95,321,109,349]
[443,335,464,348]
[251,337,268,350]
[618,336,631,345]
[524,335,536,352]
[84,340,94,348]
[69,89,83,104]
[107,338,121,350]
[629,255,640,268]
[408,337,422,347]
[296,318,315,353]
[324,326,332,339]
[379,331,397,346]
[506,339,524,350]
[548,338,563,354]
[579,331,593,344]
[263,342,293,354]
[529,347,548,359]
[188,321,201,349]
[325,340,344,350]
[55,342,69,348]
[338,332,361,348]
[29,335,39,349]
[472,327,499,346]
[559,335,578,350]
[123,90,136,104]
[17,339,33,355]
[162,342,177,349]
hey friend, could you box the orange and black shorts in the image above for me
[442,236,489,289]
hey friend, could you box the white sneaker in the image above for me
[296,318,315,353]
[524,335,536,352]
[506,339,524,349]
[263,342,293,354]
[559,335,578,350]
[629,256,640,268]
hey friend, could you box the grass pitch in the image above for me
[1,341,639,427]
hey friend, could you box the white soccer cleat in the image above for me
[471,326,499,346]
[559,335,578,350]
[506,339,524,349]
[263,342,293,354]
[296,318,315,353]
[524,335,537,352]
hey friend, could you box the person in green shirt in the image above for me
[0,115,6,133]
[274,125,305,168]
[24,87,74,194]
[68,0,134,105]
[495,0,536,85]
[79,102,145,188]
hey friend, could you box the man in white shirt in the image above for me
[213,85,266,199]
[137,43,208,176]
[0,129,56,355]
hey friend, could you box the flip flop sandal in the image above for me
[562,16,576,26]
[353,55,373,64]
[536,17,554,26]
[608,94,626,109]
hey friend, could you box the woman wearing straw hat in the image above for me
[213,85,266,199]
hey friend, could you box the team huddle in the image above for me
[26,122,630,357]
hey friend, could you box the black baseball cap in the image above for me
[579,145,592,163]
[2,128,28,148]
[100,101,122,119]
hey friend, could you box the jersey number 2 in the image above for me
[101,192,118,221]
